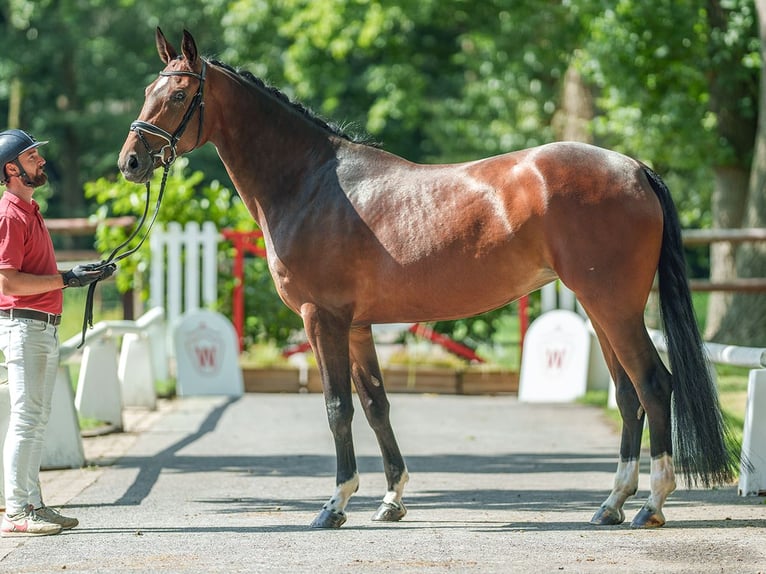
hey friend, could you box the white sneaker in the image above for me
[1,505,62,537]
[34,505,79,530]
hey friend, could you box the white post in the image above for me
[150,225,166,311]
[137,307,168,383]
[559,283,576,312]
[75,337,123,430]
[166,222,183,325]
[739,368,766,496]
[118,333,157,410]
[541,282,557,313]
[42,366,85,469]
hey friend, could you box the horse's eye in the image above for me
[172,91,186,102]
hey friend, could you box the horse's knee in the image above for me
[326,397,354,437]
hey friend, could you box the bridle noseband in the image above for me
[130,59,207,166]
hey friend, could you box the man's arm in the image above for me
[0,268,65,296]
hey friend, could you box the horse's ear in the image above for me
[155,27,178,64]
[181,30,198,65]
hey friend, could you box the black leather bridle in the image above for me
[77,61,207,347]
[130,60,207,166]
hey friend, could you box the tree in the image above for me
[714,0,766,345]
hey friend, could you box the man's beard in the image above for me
[26,170,47,188]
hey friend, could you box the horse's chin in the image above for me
[121,169,155,184]
[118,155,156,184]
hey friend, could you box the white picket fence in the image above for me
[150,221,220,326]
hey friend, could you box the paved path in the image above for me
[1,393,764,573]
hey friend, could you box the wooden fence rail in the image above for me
[681,228,766,293]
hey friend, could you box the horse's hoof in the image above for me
[310,508,347,529]
[630,505,666,528]
[589,504,625,526]
[372,501,407,522]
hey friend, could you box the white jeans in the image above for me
[0,317,59,514]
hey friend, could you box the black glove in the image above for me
[62,262,117,288]
[99,263,117,280]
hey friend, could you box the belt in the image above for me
[0,308,62,326]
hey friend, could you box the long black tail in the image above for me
[644,166,740,487]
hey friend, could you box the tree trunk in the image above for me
[552,63,593,143]
[704,166,748,338]
[712,0,766,346]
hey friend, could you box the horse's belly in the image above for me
[354,262,555,324]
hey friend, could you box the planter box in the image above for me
[307,368,323,393]
[304,367,460,395]
[381,366,459,394]
[459,369,519,395]
[242,367,301,393]
[242,365,519,396]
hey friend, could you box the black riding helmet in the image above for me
[0,129,48,185]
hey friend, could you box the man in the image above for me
[0,129,114,536]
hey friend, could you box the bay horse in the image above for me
[118,29,739,529]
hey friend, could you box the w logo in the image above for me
[545,348,567,370]
[194,345,218,371]
[184,323,224,376]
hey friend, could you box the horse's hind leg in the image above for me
[302,304,359,529]
[588,321,643,526]
[585,312,676,528]
[349,325,409,522]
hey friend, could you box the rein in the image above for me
[77,62,206,347]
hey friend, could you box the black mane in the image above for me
[208,59,373,146]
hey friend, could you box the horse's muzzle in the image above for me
[118,149,155,183]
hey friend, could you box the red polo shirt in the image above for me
[0,191,63,314]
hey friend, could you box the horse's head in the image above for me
[118,28,206,183]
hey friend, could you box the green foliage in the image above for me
[579,0,759,228]
[0,0,231,216]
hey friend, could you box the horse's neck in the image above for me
[206,71,341,224]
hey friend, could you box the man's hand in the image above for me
[61,262,117,288]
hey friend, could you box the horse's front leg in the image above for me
[302,304,358,529]
[349,326,408,522]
